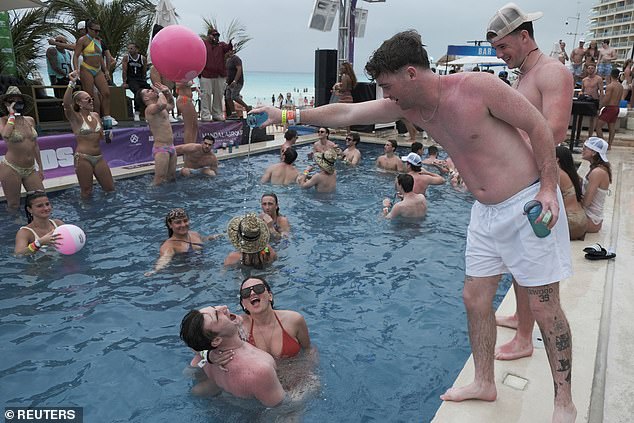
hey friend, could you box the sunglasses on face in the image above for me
[318,130,326,133]
[346,137,353,141]
[240,283,266,299]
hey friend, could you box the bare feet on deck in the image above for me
[496,313,518,329]
[440,382,497,402]
[553,403,577,423]
[495,336,534,360]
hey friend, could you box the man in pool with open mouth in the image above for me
[180,305,288,407]
[251,28,575,423]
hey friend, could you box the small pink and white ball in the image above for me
[53,224,86,255]
[150,25,207,82]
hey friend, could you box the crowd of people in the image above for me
[0,4,623,421]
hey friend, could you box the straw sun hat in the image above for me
[227,213,270,253]
[0,86,35,116]
[314,149,337,174]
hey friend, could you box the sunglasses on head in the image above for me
[26,189,46,196]
[239,283,266,299]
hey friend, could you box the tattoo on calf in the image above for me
[528,286,553,302]
[557,358,571,372]
[556,332,571,351]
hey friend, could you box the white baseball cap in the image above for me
[486,3,543,43]
[401,152,422,167]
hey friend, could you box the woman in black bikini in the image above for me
[63,70,115,198]
[145,208,221,276]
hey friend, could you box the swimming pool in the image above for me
[0,142,511,422]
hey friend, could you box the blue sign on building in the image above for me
[447,45,497,56]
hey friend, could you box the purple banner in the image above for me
[0,121,243,179]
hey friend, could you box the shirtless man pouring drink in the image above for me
[139,83,176,185]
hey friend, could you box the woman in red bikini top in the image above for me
[239,276,310,359]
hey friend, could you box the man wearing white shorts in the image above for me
[466,182,572,285]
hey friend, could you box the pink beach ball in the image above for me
[150,25,207,82]
[53,224,86,255]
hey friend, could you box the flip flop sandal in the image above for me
[583,243,604,254]
[585,251,616,260]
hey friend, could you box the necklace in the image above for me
[255,312,277,354]
[516,48,543,88]
[420,74,441,123]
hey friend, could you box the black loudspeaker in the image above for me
[350,82,377,133]
[315,49,338,107]
[250,126,274,143]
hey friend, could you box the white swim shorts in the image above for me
[465,182,572,287]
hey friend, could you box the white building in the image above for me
[588,0,634,63]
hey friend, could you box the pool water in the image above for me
[0,142,511,422]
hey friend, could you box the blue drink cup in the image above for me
[246,112,268,128]
[103,117,112,131]
[523,200,551,238]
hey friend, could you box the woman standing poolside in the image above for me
[581,137,611,233]
[63,71,115,199]
[0,87,45,214]
[332,62,357,104]
[259,193,290,239]
[14,191,63,256]
[73,19,116,124]
[556,146,587,240]
[146,208,221,275]
[224,213,277,268]
[176,81,198,144]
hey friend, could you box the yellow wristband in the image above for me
[281,109,287,125]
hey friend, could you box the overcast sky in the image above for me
[170,0,594,76]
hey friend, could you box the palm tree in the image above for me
[45,0,156,69]
[0,9,59,81]
[202,17,252,53]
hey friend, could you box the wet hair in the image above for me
[509,21,535,39]
[180,309,219,351]
[239,276,274,314]
[411,142,423,153]
[349,132,360,145]
[408,163,422,172]
[261,192,281,215]
[282,147,298,164]
[397,173,414,193]
[284,129,297,140]
[611,68,620,79]
[241,251,266,269]
[340,62,357,88]
[165,208,188,237]
[203,134,215,142]
[365,30,430,80]
[24,191,48,223]
[387,139,398,151]
[427,145,439,156]
[588,150,613,183]
[556,146,583,203]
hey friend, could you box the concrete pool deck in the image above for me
[2,124,633,422]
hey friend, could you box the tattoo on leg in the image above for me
[554,319,565,332]
[554,381,559,397]
[565,370,572,384]
[556,332,571,351]
[528,286,553,302]
[556,358,571,372]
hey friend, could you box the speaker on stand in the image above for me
[314,49,338,108]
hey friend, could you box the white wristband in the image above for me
[295,108,301,124]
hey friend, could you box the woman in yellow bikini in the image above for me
[0,86,45,214]
[73,19,115,124]
[63,70,115,198]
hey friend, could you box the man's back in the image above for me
[264,162,298,185]
[392,193,427,219]
[310,171,336,192]
[205,341,285,407]
[604,80,624,106]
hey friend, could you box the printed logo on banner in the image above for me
[129,134,140,144]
